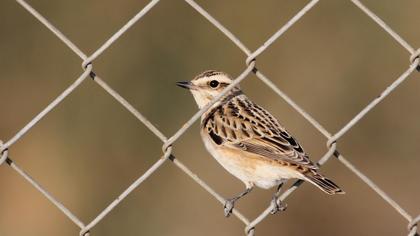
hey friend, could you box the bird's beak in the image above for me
[176,81,195,90]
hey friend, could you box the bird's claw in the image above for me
[224,199,235,217]
[270,197,287,215]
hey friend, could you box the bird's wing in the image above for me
[203,95,318,170]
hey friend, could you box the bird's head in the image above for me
[176,70,242,109]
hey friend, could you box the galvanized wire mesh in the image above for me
[1,0,419,235]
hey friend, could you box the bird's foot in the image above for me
[224,199,235,217]
[269,197,287,215]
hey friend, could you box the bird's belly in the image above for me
[201,135,302,189]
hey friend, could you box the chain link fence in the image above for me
[1,0,419,235]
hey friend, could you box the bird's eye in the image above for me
[209,80,219,88]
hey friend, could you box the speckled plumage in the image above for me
[177,70,344,216]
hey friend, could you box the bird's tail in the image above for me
[303,171,345,195]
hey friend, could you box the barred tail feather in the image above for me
[304,171,345,195]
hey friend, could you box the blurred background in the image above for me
[0,0,419,235]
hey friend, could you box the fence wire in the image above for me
[1,0,419,235]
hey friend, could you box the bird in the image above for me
[176,70,344,217]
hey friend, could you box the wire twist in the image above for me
[410,49,420,71]
[0,140,8,166]
[408,215,420,236]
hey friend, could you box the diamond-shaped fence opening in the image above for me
[0,0,419,235]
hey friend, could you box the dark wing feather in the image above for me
[203,95,318,170]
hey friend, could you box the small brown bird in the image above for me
[177,70,344,217]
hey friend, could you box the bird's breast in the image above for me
[200,129,301,189]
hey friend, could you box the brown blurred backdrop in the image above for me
[1,0,419,235]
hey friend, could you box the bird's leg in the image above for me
[224,187,253,217]
[270,179,288,215]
